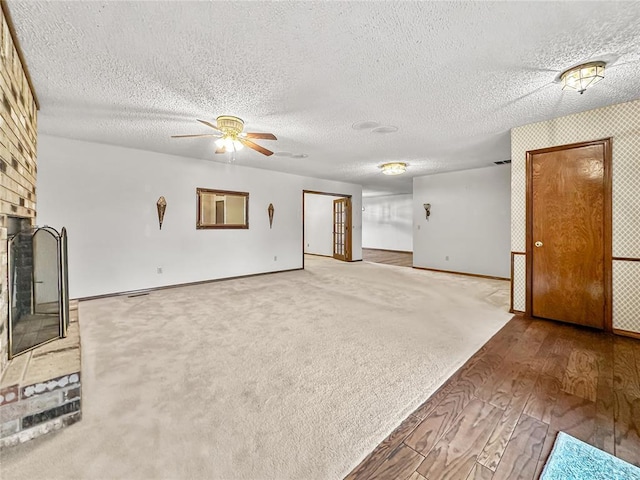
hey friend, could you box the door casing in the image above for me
[302,190,353,268]
[525,138,613,331]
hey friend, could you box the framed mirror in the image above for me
[196,188,249,229]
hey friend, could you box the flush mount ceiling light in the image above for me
[380,162,407,175]
[560,62,606,94]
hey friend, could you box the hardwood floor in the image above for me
[363,248,413,267]
[345,316,640,480]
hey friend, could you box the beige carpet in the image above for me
[0,256,511,479]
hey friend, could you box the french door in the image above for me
[333,198,352,261]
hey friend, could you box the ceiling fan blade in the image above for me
[244,132,277,140]
[215,146,227,154]
[197,119,223,132]
[241,139,273,156]
[171,134,220,138]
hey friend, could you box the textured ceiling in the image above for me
[8,1,640,195]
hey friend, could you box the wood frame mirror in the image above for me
[196,188,249,229]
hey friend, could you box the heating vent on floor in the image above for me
[493,160,512,165]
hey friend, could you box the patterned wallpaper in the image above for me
[512,253,526,313]
[613,261,640,333]
[511,99,640,333]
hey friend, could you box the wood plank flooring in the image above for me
[345,316,640,480]
[363,248,413,267]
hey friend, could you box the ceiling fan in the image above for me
[171,115,277,156]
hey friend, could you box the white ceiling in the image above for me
[8,1,640,195]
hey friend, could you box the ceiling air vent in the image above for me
[494,160,512,165]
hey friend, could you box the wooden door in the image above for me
[333,198,352,261]
[527,139,611,330]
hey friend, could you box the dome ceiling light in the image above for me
[380,162,407,175]
[560,62,606,94]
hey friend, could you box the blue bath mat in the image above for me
[541,432,640,480]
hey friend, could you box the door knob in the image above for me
[535,241,543,247]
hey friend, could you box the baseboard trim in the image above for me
[75,268,304,302]
[413,266,510,282]
[613,328,640,340]
[613,257,640,262]
[304,253,363,262]
[509,309,525,314]
[363,248,413,254]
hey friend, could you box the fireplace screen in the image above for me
[8,226,70,358]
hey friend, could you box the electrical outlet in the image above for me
[157,267,163,274]
[445,256,449,261]
[417,225,421,230]
[274,256,277,261]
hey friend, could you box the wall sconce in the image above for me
[268,203,274,229]
[423,203,431,220]
[157,196,167,230]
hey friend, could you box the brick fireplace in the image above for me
[0,3,82,447]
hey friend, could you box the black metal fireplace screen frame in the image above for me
[7,226,70,358]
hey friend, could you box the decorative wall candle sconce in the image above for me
[157,196,167,230]
[268,203,275,229]
[423,203,431,220]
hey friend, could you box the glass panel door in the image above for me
[333,198,346,261]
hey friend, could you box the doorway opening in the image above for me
[302,190,353,268]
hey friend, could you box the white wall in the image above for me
[413,166,511,278]
[304,194,336,256]
[36,135,362,299]
[362,194,413,252]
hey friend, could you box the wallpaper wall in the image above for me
[511,99,640,334]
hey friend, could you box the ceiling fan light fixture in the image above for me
[560,61,606,94]
[380,162,407,175]
[174,115,276,156]
[215,136,244,151]
[216,115,245,135]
